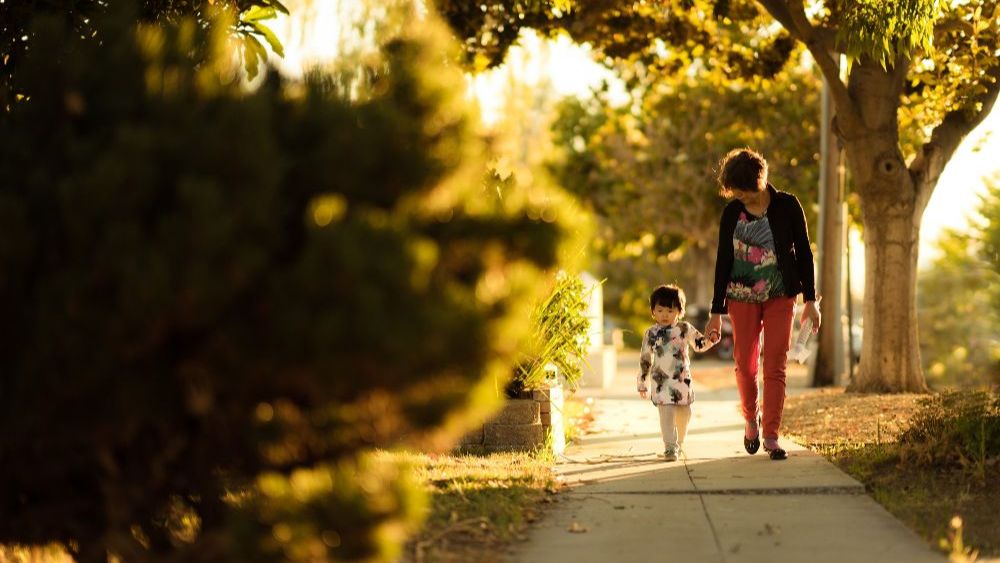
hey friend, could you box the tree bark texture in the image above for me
[838,58,930,392]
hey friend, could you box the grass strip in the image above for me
[783,388,999,559]
[399,450,558,563]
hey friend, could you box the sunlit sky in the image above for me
[270,5,999,290]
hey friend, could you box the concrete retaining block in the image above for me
[484,422,544,449]
[459,426,484,445]
[490,399,540,425]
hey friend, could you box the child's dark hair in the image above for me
[717,148,768,197]
[650,284,686,314]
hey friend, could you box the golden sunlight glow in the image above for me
[268,0,999,283]
[467,31,628,125]
[920,106,1000,266]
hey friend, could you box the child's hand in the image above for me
[708,329,721,344]
[639,390,647,399]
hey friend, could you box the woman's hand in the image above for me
[801,300,821,333]
[705,314,723,343]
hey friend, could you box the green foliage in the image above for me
[236,0,290,79]
[0,4,563,561]
[830,0,936,69]
[1,0,288,105]
[897,2,1000,161]
[436,0,560,72]
[511,271,592,394]
[230,454,426,562]
[918,176,1000,388]
[438,0,796,80]
[548,63,820,324]
[443,0,1000,182]
[978,175,1000,314]
[898,391,1000,476]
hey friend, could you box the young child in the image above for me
[638,284,718,461]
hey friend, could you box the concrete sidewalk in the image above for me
[510,353,944,563]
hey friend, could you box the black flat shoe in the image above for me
[764,446,787,461]
[744,417,760,455]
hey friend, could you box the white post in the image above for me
[579,272,616,388]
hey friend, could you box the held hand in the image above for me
[705,314,723,343]
[639,390,647,399]
[801,299,821,333]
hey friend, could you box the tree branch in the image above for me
[910,64,1000,213]
[757,0,860,129]
[757,0,804,38]
[933,18,975,40]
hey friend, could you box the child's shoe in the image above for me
[661,446,679,462]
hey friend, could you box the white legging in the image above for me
[658,404,692,450]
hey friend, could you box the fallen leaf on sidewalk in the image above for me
[757,523,780,536]
[567,522,589,533]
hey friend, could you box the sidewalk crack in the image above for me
[684,453,727,563]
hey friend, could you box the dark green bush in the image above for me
[0,6,562,562]
[898,391,1000,471]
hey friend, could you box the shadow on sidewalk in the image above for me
[573,422,746,447]
[514,451,942,563]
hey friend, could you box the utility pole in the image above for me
[811,58,846,387]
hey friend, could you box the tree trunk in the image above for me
[837,68,928,391]
[838,58,929,393]
[850,184,928,392]
[756,0,1000,394]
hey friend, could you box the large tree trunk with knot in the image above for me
[753,0,1000,393]
[840,58,930,393]
[847,146,929,392]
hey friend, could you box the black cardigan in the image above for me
[711,184,817,314]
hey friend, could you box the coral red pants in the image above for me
[728,297,795,440]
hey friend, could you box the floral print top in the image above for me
[637,322,714,406]
[725,211,786,303]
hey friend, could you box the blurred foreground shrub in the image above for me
[0,5,564,562]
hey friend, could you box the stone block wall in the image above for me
[458,386,564,454]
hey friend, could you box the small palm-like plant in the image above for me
[507,271,593,396]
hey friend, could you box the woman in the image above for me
[704,148,821,461]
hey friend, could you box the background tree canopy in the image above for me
[0,3,571,561]
[442,0,1000,392]
[548,56,820,332]
[1,0,289,106]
